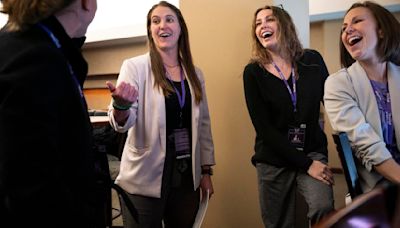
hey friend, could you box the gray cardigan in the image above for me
[324,61,400,192]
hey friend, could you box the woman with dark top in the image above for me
[243,5,334,227]
[0,0,99,227]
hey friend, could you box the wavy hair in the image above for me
[1,0,74,31]
[250,5,303,65]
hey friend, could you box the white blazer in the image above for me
[109,53,215,198]
[324,61,400,192]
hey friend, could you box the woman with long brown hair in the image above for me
[106,1,215,227]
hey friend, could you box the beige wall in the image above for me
[180,1,267,227]
[84,41,148,75]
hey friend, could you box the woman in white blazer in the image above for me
[106,1,215,227]
[324,1,400,193]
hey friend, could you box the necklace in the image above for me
[164,63,180,68]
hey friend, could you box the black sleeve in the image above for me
[242,64,313,171]
[300,49,329,103]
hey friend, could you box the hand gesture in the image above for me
[106,81,138,109]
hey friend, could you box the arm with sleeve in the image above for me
[108,59,139,132]
[324,67,392,172]
[195,68,215,167]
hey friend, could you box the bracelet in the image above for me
[112,100,131,111]
[201,167,213,176]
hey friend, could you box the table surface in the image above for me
[90,116,109,127]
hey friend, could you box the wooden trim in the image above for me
[87,73,118,78]
[84,74,118,89]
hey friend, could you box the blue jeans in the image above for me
[256,152,334,228]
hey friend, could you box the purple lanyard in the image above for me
[272,62,297,112]
[166,66,186,109]
[37,23,86,104]
[370,81,392,114]
[370,80,393,145]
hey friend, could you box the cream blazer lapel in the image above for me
[154,73,166,155]
[183,67,200,185]
[347,61,382,138]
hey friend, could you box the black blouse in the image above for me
[243,50,329,171]
[165,79,192,139]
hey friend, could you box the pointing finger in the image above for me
[106,81,115,92]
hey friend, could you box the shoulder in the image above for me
[243,62,268,89]
[194,65,205,82]
[243,62,263,78]
[326,61,365,86]
[120,53,151,74]
[325,68,350,89]
[0,36,66,75]
[0,38,70,95]
[123,53,150,66]
[244,62,261,71]
[298,49,325,66]
[299,49,324,64]
[388,61,400,74]
[297,49,329,79]
[0,29,63,60]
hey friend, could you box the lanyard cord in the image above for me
[272,62,297,112]
[37,23,86,105]
[165,66,186,110]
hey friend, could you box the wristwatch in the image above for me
[201,167,213,176]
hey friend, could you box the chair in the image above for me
[332,133,363,200]
[92,122,133,228]
[107,131,140,228]
[107,132,138,228]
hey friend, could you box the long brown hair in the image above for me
[1,0,74,31]
[340,1,400,67]
[250,5,303,65]
[147,1,202,104]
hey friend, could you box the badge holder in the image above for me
[288,124,306,151]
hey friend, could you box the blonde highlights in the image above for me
[1,0,73,31]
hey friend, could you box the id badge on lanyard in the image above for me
[288,124,306,151]
[172,128,191,159]
[272,62,305,150]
